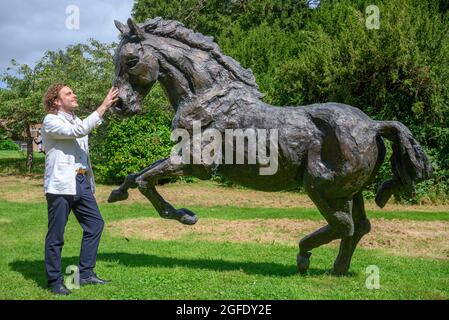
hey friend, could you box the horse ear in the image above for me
[114,20,128,34]
[127,18,144,39]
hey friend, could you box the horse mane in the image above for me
[139,17,264,99]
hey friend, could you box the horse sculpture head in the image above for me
[112,17,263,116]
[112,18,159,115]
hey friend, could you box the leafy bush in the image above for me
[0,139,19,151]
[271,0,449,202]
[90,84,175,184]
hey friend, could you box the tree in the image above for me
[0,40,116,171]
[272,0,449,200]
[0,62,45,171]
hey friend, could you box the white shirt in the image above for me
[41,110,103,195]
[58,111,90,171]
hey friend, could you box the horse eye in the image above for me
[126,58,139,69]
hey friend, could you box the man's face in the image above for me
[55,86,78,113]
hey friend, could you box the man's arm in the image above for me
[43,87,119,140]
[43,112,103,140]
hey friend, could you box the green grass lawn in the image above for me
[0,150,45,159]
[0,151,45,175]
[0,200,448,300]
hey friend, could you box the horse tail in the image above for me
[374,120,432,207]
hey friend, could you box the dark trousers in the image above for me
[44,174,104,285]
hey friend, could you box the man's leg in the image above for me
[45,194,72,286]
[72,174,105,280]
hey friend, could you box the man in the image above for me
[41,83,119,295]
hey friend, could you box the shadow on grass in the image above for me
[9,252,354,288]
[9,257,80,289]
[97,252,335,277]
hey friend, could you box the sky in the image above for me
[0,0,134,88]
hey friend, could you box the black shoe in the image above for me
[80,273,110,286]
[49,283,72,295]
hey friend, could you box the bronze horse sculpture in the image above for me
[108,18,432,275]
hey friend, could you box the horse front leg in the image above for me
[135,156,212,225]
[108,158,167,203]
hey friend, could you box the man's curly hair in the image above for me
[43,83,67,114]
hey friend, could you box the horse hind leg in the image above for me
[330,137,380,273]
[332,192,371,275]
[297,189,354,274]
[332,135,383,274]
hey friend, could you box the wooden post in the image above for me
[25,124,33,173]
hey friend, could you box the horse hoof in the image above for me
[165,208,198,225]
[297,252,312,275]
[331,265,349,276]
[107,189,129,203]
[375,180,394,208]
